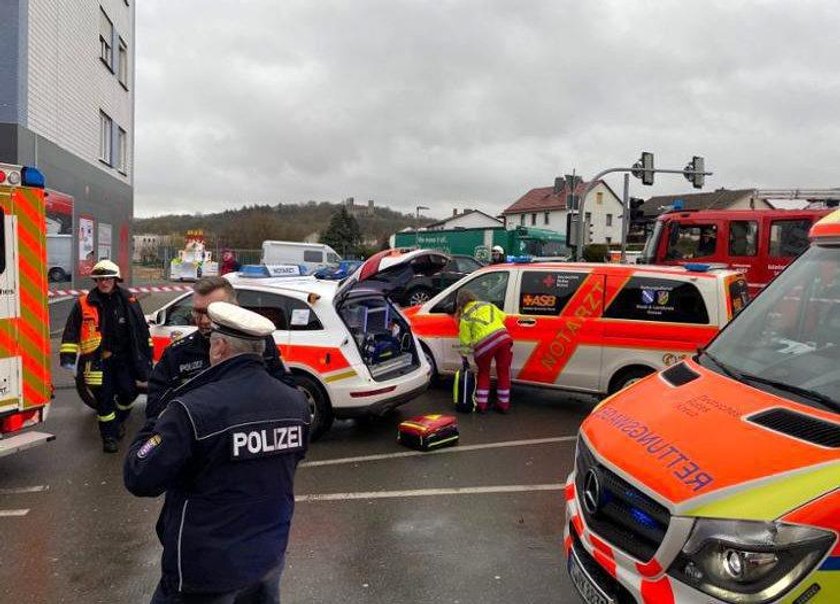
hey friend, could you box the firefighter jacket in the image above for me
[145,331,295,419]
[458,300,512,358]
[60,287,153,386]
[124,353,310,594]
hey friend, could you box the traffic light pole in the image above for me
[574,166,712,260]
[620,173,630,264]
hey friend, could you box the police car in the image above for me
[147,252,444,440]
[405,260,749,396]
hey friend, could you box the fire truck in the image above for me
[0,164,54,457]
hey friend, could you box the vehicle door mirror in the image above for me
[148,309,165,326]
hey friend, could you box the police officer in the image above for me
[490,245,506,264]
[60,260,152,453]
[146,276,293,420]
[124,302,310,603]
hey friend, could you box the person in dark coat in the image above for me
[125,302,310,603]
[60,260,152,453]
[145,276,295,420]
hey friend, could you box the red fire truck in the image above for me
[639,208,832,297]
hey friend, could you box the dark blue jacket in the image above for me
[124,354,310,594]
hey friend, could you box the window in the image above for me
[518,271,587,315]
[596,192,603,205]
[303,250,323,263]
[454,257,481,273]
[237,290,322,331]
[585,212,592,226]
[327,253,340,263]
[544,212,550,225]
[728,220,758,256]
[770,219,812,258]
[531,213,537,226]
[431,271,510,314]
[665,224,717,260]
[117,37,128,87]
[606,214,613,227]
[604,277,709,324]
[99,111,113,165]
[116,127,127,173]
[519,214,525,226]
[605,237,612,245]
[99,8,113,70]
[163,295,194,326]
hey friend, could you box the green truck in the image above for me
[391,225,569,261]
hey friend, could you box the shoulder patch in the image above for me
[137,434,162,459]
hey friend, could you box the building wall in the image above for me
[431,212,502,230]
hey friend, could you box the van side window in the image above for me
[518,271,585,315]
[303,250,323,263]
[604,277,710,324]
[770,219,811,258]
[728,221,758,256]
[666,224,717,260]
[431,271,509,314]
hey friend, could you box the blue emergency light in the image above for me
[673,199,684,211]
[21,167,45,188]
[239,264,271,278]
[683,263,711,272]
[511,255,533,263]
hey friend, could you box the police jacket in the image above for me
[59,287,153,383]
[458,300,511,358]
[124,353,310,594]
[145,331,294,419]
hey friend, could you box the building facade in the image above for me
[426,209,502,231]
[0,0,135,287]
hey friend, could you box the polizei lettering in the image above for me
[231,425,304,460]
[591,406,715,492]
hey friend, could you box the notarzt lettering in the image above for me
[231,425,304,460]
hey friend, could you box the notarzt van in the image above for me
[148,249,441,440]
[565,210,840,603]
[406,262,748,395]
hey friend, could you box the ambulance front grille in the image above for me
[575,440,670,563]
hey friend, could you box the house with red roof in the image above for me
[502,176,624,245]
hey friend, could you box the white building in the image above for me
[502,177,624,245]
[0,0,135,285]
[426,209,502,230]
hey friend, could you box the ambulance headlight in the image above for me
[667,519,833,603]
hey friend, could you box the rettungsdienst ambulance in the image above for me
[0,164,53,457]
[405,261,749,395]
[565,210,840,603]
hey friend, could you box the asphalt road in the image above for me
[2,292,595,603]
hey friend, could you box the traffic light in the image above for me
[629,197,645,221]
[631,152,655,186]
[684,156,705,189]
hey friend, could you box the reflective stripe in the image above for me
[60,343,79,353]
[97,412,116,422]
[116,400,134,411]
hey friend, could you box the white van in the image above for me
[261,241,342,273]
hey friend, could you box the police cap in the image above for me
[207,301,275,340]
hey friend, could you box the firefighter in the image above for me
[124,302,310,603]
[456,289,513,413]
[490,245,506,264]
[60,260,152,453]
[145,276,294,420]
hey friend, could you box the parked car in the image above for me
[313,260,364,281]
[383,253,485,307]
[405,261,749,395]
[146,250,444,440]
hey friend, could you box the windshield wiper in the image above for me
[698,349,744,382]
[737,373,840,413]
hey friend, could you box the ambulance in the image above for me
[0,164,53,457]
[406,261,749,395]
[564,211,840,602]
[148,249,439,439]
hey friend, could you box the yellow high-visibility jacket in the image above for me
[458,301,511,358]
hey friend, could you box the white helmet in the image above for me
[492,245,505,255]
[91,259,122,281]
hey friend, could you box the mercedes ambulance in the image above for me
[406,262,749,396]
[565,210,840,603]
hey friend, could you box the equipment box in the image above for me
[397,414,459,451]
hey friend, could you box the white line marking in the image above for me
[0,509,29,517]
[300,435,577,468]
[0,485,49,495]
[296,483,564,503]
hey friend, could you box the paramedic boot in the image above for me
[102,437,119,454]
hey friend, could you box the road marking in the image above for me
[296,483,564,503]
[0,509,29,517]
[300,435,577,468]
[0,485,49,495]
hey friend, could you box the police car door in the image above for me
[511,268,605,391]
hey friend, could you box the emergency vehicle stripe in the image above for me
[324,369,358,383]
[782,489,840,556]
[640,577,674,604]
[278,344,351,372]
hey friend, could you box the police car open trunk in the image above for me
[335,249,449,381]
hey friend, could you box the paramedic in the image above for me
[60,260,152,453]
[124,302,310,603]
[456,289,513,413]
[145,276,294,420]
[490,245,506,264]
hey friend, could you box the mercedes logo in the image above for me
[582,469,602,515]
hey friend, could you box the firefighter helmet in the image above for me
[90,259,122,281]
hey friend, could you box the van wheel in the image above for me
[609,366,655,394]
[293,373,333,441]
[406,287,433,307]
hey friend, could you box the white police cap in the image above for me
[207,301,275,340]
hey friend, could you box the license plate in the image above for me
[568,548,614,604]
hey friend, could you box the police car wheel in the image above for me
[609,366,654,394]
[294,373,333,441]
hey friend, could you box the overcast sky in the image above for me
[133,0,840,219]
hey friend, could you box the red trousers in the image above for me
[474,341,513,411]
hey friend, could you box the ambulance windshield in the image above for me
[704,245,840,411]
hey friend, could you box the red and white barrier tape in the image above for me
[48,284,194,298]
